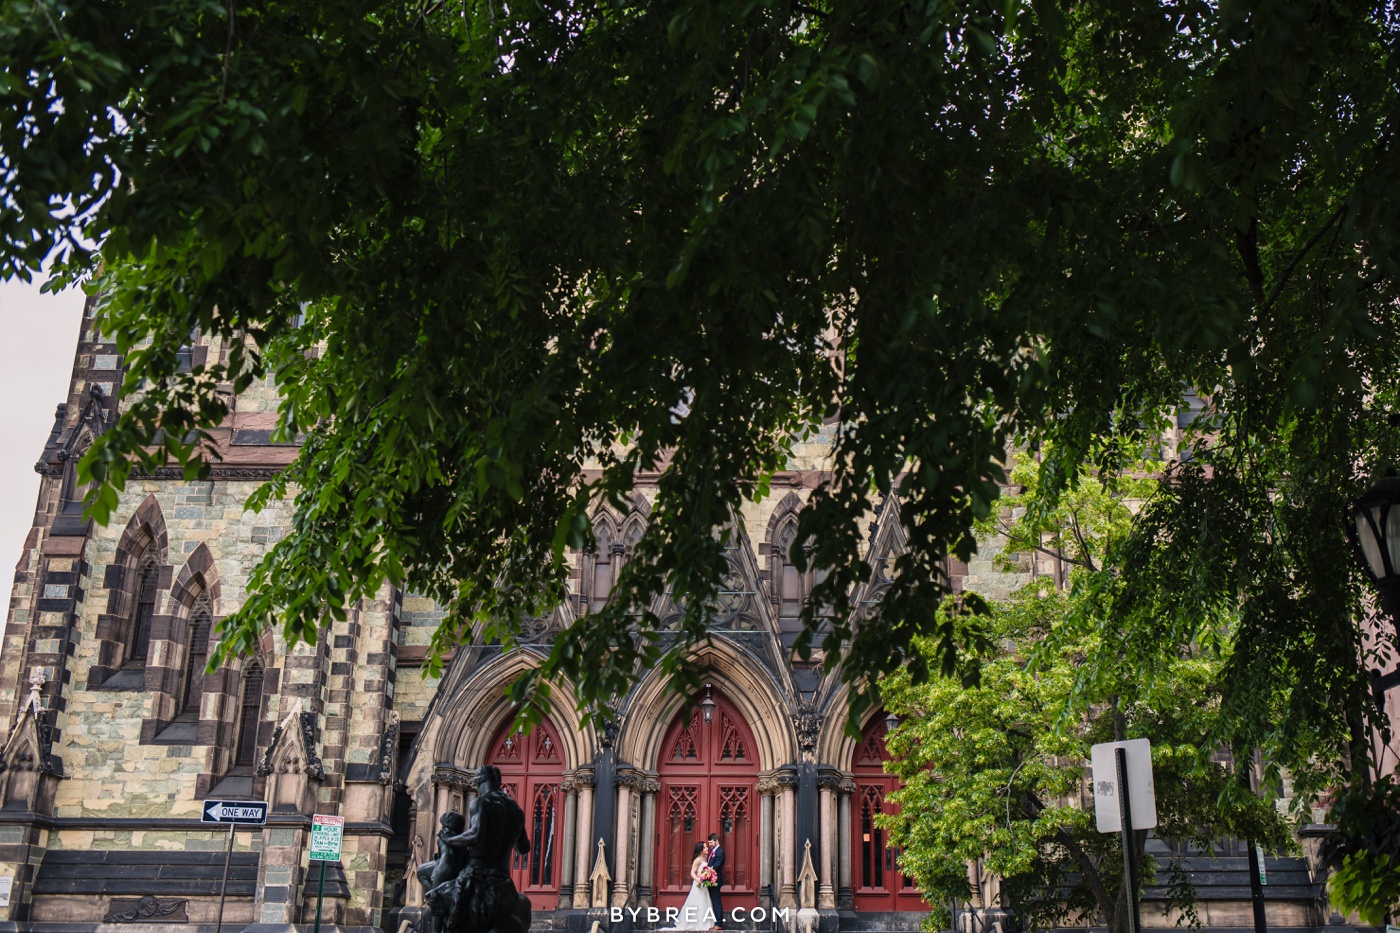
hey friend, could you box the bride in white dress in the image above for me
[664,841,716,931]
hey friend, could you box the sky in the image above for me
[0,277,88,599]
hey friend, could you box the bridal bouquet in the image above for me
[698,866,718,889]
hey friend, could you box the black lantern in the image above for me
[700,684,716,724]
[1348,471,1400,620]
[885,710,899,733]
[1348,470,1400,716]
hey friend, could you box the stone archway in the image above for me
[654,687,761,911]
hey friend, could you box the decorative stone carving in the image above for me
[590,839,611,908]
[775,771,800,788]
[792,700,822,754]
[639,777,661,795]
[16,666,44,723]
[600,717,618,749]
[258,705,323,814]
[379,712,400,785]
[103,896,189,923]
[756,777,781,795]
[616,769,647,790]
[431,768,478,792]
[815,771,845,790]
[135,465,282,480]
[0,709,58,776]
[518,612,562,645]
[572,769,597,789]
[257,708,324,780]
[0,708,62,812]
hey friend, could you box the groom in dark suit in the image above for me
[706,832,725,930]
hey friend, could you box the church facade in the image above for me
[0,297,1331,932]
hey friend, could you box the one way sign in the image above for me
[202,799,269,825]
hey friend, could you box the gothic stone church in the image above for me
[0,298,1327,932]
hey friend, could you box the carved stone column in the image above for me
[817,770,840,909]
[837,779,855,909]
[757,775,779,908]
[778,770,799,909]
[433,782,451,826]
[573,770,596,906]
[612,780,634,907]
[559,777,578,909]
[636,777,660,907]
[431,765,475,828]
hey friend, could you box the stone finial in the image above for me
[589,838,612,908]
[797,839,819,910]
[17,667,45,723]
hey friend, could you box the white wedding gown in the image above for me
[665,858,716,931]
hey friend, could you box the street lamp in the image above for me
[700,684,716,725]
[885,710,899,733]
[1347,470,1400,712]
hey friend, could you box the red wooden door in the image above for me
[489,717,565,909]
[850,717,922,911]
[655,690,760,910]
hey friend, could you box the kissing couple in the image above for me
[664,833,726,931]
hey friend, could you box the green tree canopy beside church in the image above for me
[879,453,1291,933]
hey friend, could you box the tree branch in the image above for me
[1056,827,1115,925]
[1069,510,1097,573]
[1235,219,1266,306]
[1260,204,1348,314]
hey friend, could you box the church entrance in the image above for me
[850,715,922,912]
[654,688,760,911]
[488,716,565,909]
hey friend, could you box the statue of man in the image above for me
[420,765,532,933]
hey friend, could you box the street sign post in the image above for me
[309,814,345,933]
[202,800,268,933]
[1092,740,1157,933]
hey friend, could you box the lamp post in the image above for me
[884,711,899,734]
[1347,470,1400,712]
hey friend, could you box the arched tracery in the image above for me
[488,716,566,908]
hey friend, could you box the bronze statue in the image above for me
[416,764,532,933]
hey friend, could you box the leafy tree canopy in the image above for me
[881,456,1291,933]
[4,0,1400,735]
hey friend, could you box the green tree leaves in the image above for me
[3,0,1399,740]
[881,461,1290,933]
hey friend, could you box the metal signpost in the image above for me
[202,799,268,933]
[1091,740,1157,933]
[309,814,345,933]
[1249,843,1269,933]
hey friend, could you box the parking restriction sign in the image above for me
[309,814,344,862]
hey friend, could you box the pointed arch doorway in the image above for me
[850,715,922,911]
[487,716,566,909]
[654,687,760,911]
